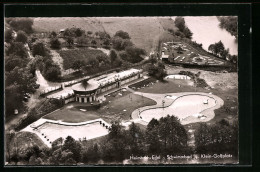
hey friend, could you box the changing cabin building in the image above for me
[68,69,142,103]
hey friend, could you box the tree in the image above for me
[32,42,49,57]
[100,31,111,40]
[44,65,61,81]
[220,48,230,59]
[125,46,146,63]
[50,38,61,49]
[75,28,84,37]
[215,40,225,56]
[218,16,238,39]
[230,55,238,63]
[109,50,118,63]
[91,40,97,46]
[183,27,193,39]
[96,54,110,65]
[103,38,110,48]
[5,130,15,162]
[72,60,85,71]
[82,143,100,163]
[108,121,124,140]
[6,42,28,58]
[8,18,34,34]
[126,123,144,155]
[112,37,133,51]
[64,28,74,37]
[174,17,186,32]
[175,30,185,38]
[51,137,64,151]
[146,63,167,81]
[177,46,183,54]
[208,44,216,54]
[195,122,238,155]
[50,31,57,38]
[114,30,131,39]
[5,66,36,93]
[87,56,99,68]
[15,31,28,43]
[62,136,82,162]
[66,37,74,47]
[87,31,93,36]
[5,29,14,43]
[147,118,159,131]
[5,55,28,72]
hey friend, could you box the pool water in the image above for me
[37,122,109,142]
[140,95,216,123]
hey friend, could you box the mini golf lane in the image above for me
[136,92,224,125]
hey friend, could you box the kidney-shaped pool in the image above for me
[140,94,216,123]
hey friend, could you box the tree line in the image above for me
[5,18,38,119]
[171,17,193,39]
[6,115,238,165]
[208,40,237,63]
[218,16,238,39]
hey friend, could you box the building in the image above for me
[72,79,99,103]
[66,68,142,104]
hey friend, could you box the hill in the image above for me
[33,17,105,33]
[32,17,176,53]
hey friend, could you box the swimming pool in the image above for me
[140,94,216,123]
[37,121,109,142]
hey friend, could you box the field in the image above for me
[32,17,175,53]
[130,78,196,94]
[157,17,178,32]
[33,17,104,34]
[43,105,101,123]
[58,48,105,70]
[97,91,157,122]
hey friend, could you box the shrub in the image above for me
[50,38,61,49]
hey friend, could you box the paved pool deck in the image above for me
[129,90,224,125]
[22,118,111,147]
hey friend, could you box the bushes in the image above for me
[14,99,63,131]
[195,121,238,155]
[58,48,105,70]
[50,38,61,49]
[7,18,34,34]
[179,71,209,88]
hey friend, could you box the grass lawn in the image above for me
[134,78,196,94]
[43,105,101,123]
[97,91,157,122]
[58,48,105,70]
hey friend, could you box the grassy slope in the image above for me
[33,17,104,33]
[58,48,105,70]
[32,17,175,53]
[98,17,165,53]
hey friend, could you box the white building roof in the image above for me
[95,68,141,86]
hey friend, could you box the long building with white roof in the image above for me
[48,68,143,104]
